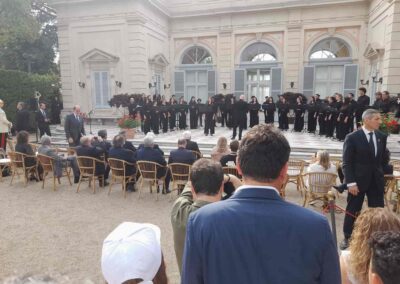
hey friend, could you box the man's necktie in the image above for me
[369,132,375,157]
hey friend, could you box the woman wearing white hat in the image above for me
[101,222,168,284]
[0,99,12,151]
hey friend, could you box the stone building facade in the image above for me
[51,0,400,115]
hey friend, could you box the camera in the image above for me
[34,91,41,99]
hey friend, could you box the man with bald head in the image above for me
[231,95,248,140]
[64,105,86,146]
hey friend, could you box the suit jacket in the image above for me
[168,148,195,165]
[342,129,387,192]
[15,109,30,132]
[64,113,85,145]
[123,141,137,153]
[136,147,166,178]
[182,187,340,284]
[185,140,200,153]
[109,147,137,176]
[232,100,248,127]
[36,109,49,128]
[355,95,370,116]
[137,143,164,156]
[220,153,237,166]
[76,145,105,175]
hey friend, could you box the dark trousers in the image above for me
[343,179,384,238]
[190,112,197,129]
[0,132,8,151]
[232,125,243,140]
[198,113,203,127]
[278,115,288,130]
[39,124,51,137]
[221,111,227,127]
[204,115,214,135]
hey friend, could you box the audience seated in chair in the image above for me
[136,135,170,193]
[92,129,112,160]
[368,231,400,284]
[307,150,337,174]
[119,130,137,153]
[138,132,164,156]
[171,158,241,274]
[210,136,230,162]
[340,208,400,284]
[101,222,168,284]
[38,135,80,183]
[76,136,109,187]
[15,131,42,180]
[183,131,200,154]
[109,135,137,191]
[168,138,195,165]
[220,140,239,166]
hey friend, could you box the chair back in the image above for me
[8,152,24,169]
[7,139,14,152]
[108,158,135,178]
[306,172,337,194]
[67,147,77,156]
[77,156,96,176]
[0,148,6,159]
[191,150,202,160]
[391,159,400,175]
[37,154,54,172]
[287,159,305,176]
[29,143,38,153]
[137,161,158,180]
[223,166,241,179]
[169,163,191,183]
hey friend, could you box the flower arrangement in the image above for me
[117,115,141,129]
[380,113,399,135]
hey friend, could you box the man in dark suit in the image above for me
[118,130,137,153]
[182,125,340,284]
[220,139,239,166]
[136,135,170,193]
[355,87,370,128]
[340,108,387,250]
[109,135,137,191]
[36,102,51,137]
[76,136,109,186]
[168,139,195,165]
[65,105,85,146]
[231,95,248,140]
[183,131,200,154]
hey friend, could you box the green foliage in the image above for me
[0,69,59,123]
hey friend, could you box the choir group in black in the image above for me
[127,88,400,141]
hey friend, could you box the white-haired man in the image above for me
[183,131,200,153]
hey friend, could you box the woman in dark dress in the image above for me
[169,96,177,131]
[334,93,343,137]
[178,97,187,130]
[150,101,160,134]
[336,97,351,141]
[189,96,198,129]
[294,96,305,132]
[325,96,338,138]
[307,96,318,133]
[15,130,42,179]
[142,97,152,134]
[160,98,169,133]
[249,96,260,128]
[262,97,276,124]
[277,96,289,130]
[204,97,216,136]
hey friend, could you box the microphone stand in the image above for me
[88,110,94,134]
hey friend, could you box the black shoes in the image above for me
[339,238,350,250]
[74,176,80,184]
[333,184,347,194]
[99,180,109,187]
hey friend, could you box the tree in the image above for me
[0,0,58,74]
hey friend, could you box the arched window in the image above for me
[309,38,351,59]
[241,42,277,62]
[181,46,213,64]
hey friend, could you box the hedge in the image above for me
[0,69,60,126]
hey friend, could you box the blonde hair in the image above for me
[349,208,400,283]
[316,150,330,170]
[216,137,228,153]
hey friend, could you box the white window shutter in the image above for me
[271,67,282,100]
[234,69,245,97]
[343,64,358,97]
[208,70,216,97]
[174,71,185,97]
[303,66,315,98]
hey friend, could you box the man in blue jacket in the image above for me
[168,138,195,165]
[182,124,340,284]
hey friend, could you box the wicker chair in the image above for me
[385,159,400,213]
[37,154,72,191]
[191,150,202,160]
[302,172,337,207]
[281,159,305,198]
[0,149,10,182]
[169,163,191,200]
[8,151,39,186]
[137,161,167,200]
[108,158,137,198]
[7,138,15,152]
[222,166,241,179]
[76,156,105,194]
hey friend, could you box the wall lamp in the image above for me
[290,82,295,89]
[78,81,86,88]
[360,79,369,86]
[372,76,383,84]
[222,83,227,90]
[115,81,122,88]
[164,83,171,89]
[149,82,157,89]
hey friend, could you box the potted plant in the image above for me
[379,113,399,135]
[117,115,141,139]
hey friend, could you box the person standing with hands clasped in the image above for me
[340,109,388,250]
[64,105,86,146]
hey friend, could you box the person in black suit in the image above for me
[340,108,387,250]
[355,87,370,128]
[36,102,51,137]
[248,96,260,128]
[136,135,170,193]
[168,138,195,165]
[64,105,85,146]
[118,130,137,153]
[231,95,248,140]
[204,97,217,136]
[220,139,239,166]
[15,102,30,133]
[92,129,112,160]
[76,136,109,187]
[347,93,357,132]
[109,135,137,191]
[183,131,200,154]
[188,96,198,129]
